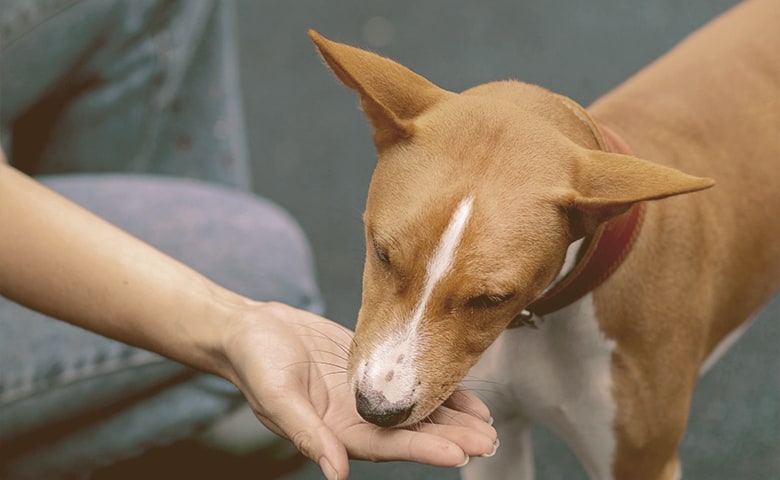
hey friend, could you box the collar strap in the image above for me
[508,117,645,328]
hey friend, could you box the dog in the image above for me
[309,0,779,477]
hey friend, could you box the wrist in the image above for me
[216,300,308,389]
[187,283,259,383]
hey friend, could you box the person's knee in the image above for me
[201,186,324,312]
[40,174,324,311]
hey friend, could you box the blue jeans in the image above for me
[0,1,323,478]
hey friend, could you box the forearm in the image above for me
[0,162,246,379]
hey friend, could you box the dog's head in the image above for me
[309,31,713,427]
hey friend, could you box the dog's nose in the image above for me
[355,389,415,427]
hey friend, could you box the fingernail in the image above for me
[483,438,500,458]
[456,455,470,468]
[319,457,338,480]
[488,416,494,426]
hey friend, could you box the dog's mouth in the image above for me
[348,333,470,428]
[354,381,417,427]
[351,366,463,428]
[349,352,422,427]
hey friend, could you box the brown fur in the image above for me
[588,0,780,476]
[309,0,779,475]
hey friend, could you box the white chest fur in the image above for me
[468,293,618,479]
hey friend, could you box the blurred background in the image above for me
[231,0,778,479]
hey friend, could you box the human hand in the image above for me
[221,301,498,480]
[0,150,492,478]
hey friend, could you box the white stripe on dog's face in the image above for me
[356,196,474,404]
[412,195,474,330]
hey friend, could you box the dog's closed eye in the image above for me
[467,293,514,309]
[372,238,391,268]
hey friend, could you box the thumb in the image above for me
[259,394,350,480]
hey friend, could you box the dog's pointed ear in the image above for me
[309,30,452,149]
[566,150,715,235]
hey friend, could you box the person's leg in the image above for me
[1,2,315,476]
[0,175,323,479]
[2,0,251,189]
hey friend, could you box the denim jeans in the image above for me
[0,1,323,478]
[0,0,251,188]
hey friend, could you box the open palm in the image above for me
[222,301,498,480]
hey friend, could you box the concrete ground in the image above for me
[234,1,779,478]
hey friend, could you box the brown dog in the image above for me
[310,0,779,477]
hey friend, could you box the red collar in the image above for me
[508,122,645,328]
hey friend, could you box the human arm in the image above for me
[0,156,497,478]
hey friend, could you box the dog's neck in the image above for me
[508,120,646,327]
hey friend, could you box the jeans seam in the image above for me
[0,0,83,50]
[0,354,181,407]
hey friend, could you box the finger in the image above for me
[428,405,496,437]
[414,420,498,458]
[341,423,469,467]
[259,395,350,480]
[442,389,491,422]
